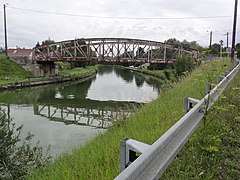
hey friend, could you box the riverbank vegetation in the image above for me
[135,54,196,85]
[56,62,99,77]
[0,107,51,179]
[28,58,233,179]
[162,69,240,179]
[0,57,99,86]
[0,56,32,85]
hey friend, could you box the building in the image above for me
[7,48,33,64]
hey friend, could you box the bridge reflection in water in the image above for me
[33,101,137,129]
[0,66,160,129]
[0,66,160,156]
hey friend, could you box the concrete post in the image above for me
[206,82,211,94]
[120,138,129,172]
[184,97,189,114]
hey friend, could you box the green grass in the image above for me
[58,65,99,77]
[138,68,176,82]
[0,56,99,86]
[162,68,240,179]
[0,56,32,85]
[28,59,232,179]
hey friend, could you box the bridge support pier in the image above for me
[37,62,56,77]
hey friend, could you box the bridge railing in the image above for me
[114,61,240,180]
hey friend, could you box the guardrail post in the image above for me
[120,138,151,172]
[184,97,200,114]
[184,98,190,114]
[206,82,210,94]
[120,138,128,172]
[224,71,229,76]
[206,82,218,95]
[120,138,139,172]
[217,75,224,83]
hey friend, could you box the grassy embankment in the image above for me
[138,68,176,82]
[28,58,233,179]
[0,56,32,85]
[162,68,240,179]
[0,56,99,86]
[57,65,99,77]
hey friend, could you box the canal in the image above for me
[0,66,161,158]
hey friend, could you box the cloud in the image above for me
[1,0,239,48]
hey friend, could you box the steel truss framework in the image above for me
[33,38,199,63]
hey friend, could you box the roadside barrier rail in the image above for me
[115,61,240,180]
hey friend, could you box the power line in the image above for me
[8,6,235,20]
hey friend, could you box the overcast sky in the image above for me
[0,0,239,48]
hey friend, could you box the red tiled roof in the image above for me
[8,48,32,57]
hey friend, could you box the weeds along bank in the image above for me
[57,64,99,77]
[162,68,240,179]
[28,59,232,179]
[0,56,99,88]
[0,56,32,85]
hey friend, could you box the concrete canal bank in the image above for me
[0,72,95,92]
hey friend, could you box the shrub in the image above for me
[55,62,71,71]
[0,107,51,179]
[175,54,195,76]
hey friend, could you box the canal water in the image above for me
[0,66,161,158]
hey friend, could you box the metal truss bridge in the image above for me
[33,38,199,64]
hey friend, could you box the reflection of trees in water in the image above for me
[114,67,134,83]
[0,76,96,105]
[112,66,161,90]
[35,77,94,103]
[134,73,145,88]
[143,76,162,93]
[55,79,92,99]
[0,65,160,128]
[97,66,115,75]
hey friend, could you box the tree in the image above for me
[235,43,240,58]
[165,38,203,51]
[165,38,181,46]
[189,41,202,50]
[0,107,51,179]
[210,43,221,55]
[41,38,55,46]
[0,47,5,55]
[35,42,40,48]
[181,39,191,49]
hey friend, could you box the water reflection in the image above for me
[87,66,161,103]
[0,66,161,129]
[0,66,161,157]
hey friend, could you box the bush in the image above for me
[0,107,51,179]
[175,54,195,76]
[55,62,71,71]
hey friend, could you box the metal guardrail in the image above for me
[115,61,240,180]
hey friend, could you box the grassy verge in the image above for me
[162,68,240,179]
[0,56,32,85]
[0,56,99,86]
[57,65,99,77]
[137,68,176,82]
[28,59,233,179]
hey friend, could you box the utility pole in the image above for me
[3,4,8,56]
[219,40,224,58]
[209,31,212,50]
[231,0,238,62]
[224,32,229,48]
